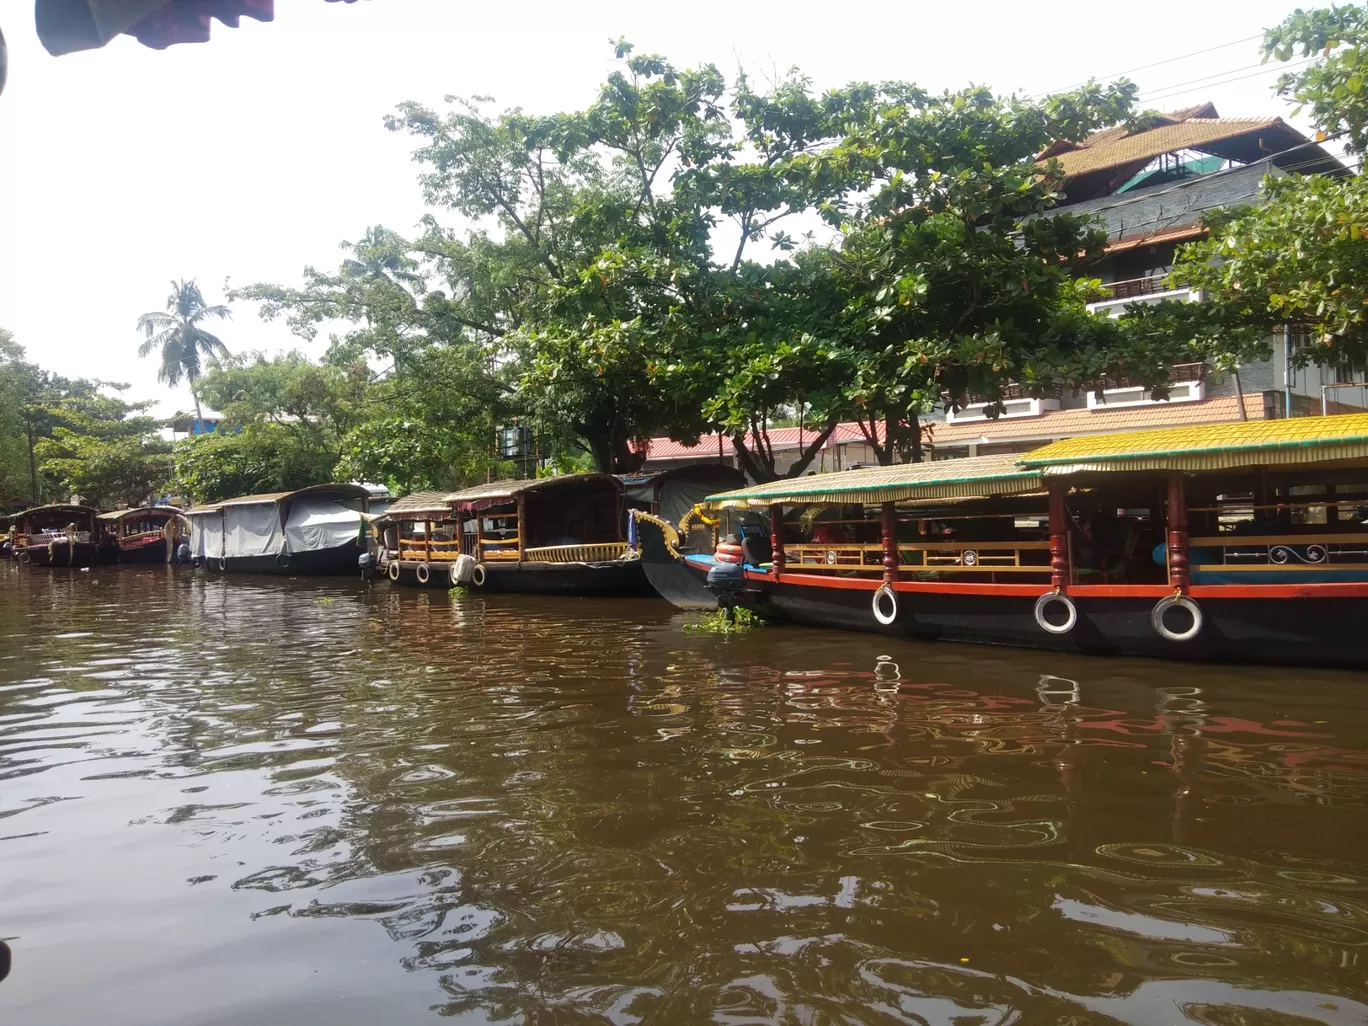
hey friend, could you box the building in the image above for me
[640,103,1359,478]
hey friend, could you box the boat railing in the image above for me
[398,538,463,562]
[122,529,168,546]
[782,541,1052,574]
[1189,532,1368,571]
[522,542,630,563]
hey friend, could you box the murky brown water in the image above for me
[3,565,1368,1025]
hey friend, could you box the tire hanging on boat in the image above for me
[387,560,401,581]
[1033,591,1077,635]
[415,562,431,584]
[872,583,898,626]
[471,563,487,588]
[1151,594,1202,642]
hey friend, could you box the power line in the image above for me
[1136,57,1307,100]
[1038,34,1262,96]
[1140,58,1316,106]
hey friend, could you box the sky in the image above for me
[0,0,1325,417]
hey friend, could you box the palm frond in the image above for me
[137,311,177,335]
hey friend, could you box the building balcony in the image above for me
[945,383,1064,424]
[1087,362,1207,410]
[1087,274,1203,318]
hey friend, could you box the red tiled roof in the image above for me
[925,394,1265,447]
[1104,222,1207,253]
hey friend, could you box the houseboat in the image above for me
[448,474,653,595]
[374,491,461,586]
[672,415,1368,667]
[183,484,369,574]
[12,504,102,567]
[96,506,183,564]
[623,465,747,609]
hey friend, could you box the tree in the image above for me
[34,388,171,508]
[136,279,232,426]
[1157,5,1368,374]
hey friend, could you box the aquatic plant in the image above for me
[684,606,763,635]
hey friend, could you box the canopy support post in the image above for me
[1166,475,1190,593]
[769,504,784,579]
[881,501,900,583]
[1049,481,1070,590]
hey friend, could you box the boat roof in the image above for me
[1020,412,1368,474]
[12,503,101,518]
[374,490,452,521]
[97,506,183,521]
[443,473,621,505]
[184,482,371,515]
[706,453,1043,508]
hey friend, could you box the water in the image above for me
[3,565,1368,1026]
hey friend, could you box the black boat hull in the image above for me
[474,559,655,596]
[19,542,101,568]
[689,561,1368,668]
[385,560,454,587]
[195,543,363,575]
[107,542,171,564]
[637,517,718,610]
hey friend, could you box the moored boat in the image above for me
[448,475,654,596]
[683,415,1368,668]
[623,465,747,609]
[12,504,102,568]
[373,491,462,586]
[183,484,370,574]
[96,506,184,564]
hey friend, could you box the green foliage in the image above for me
[683,605,764,634]
[171,425,329,504]
[1264,2,1368,155]
[448,586,469,598]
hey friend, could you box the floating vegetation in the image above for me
[448,586,470,598]
[314,596,335,606]
[684,606,763,635]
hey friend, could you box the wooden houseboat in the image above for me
[374,491,461,586]
[447,474,653,595]
[96,506,184,564]
[12,504,102,567]
[667,415,1368,667]
[624,465,747,609]
[183,484,369,574]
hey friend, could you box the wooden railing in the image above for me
[480,536,522,562]
[782,541,1052,574]
[523,542,629,563]
[122,529,167,547]
[1190,533,1368,571]
[398,538,463,562]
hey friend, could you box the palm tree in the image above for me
[136,280,231,429]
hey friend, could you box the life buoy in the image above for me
[1152,594,1203,642]
[415,562,431,584]
[872,583,898,625]
[714,541,743,564]
[471,563,487,587]
[388,560,401,581]
[1034,591,1077,635]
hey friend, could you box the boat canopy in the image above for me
[183,482,371,515]
[373,491,452,525]
[1020,412,1368,475]
[96,506,182,522]
[444,474,622,512]
[619,466,746,523]
[183,484,369,562]
[705,453,1043,509]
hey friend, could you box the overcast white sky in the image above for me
[0,0,1319,416]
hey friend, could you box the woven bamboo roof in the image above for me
[97,506,182,521]
[706,453,1043,508]
[380,491,453,517]
[443,473,621,506]
[1020,413,1368,473]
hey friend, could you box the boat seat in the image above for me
[741,533,772,567]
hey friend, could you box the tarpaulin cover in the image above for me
[658,478,719,526]
[284,497,362,553]
[191,513,223,561]
[223,502,282,558]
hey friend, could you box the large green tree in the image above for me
[1157,5,1368,375]
[136,279,232,426]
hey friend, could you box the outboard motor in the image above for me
[706,532,747,609]
[175,542,191,564]
[357,551,377,581]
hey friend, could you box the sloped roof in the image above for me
[184,483,370,515]
[645,422,884,461]
[443,474,621,506]
[97,506,182,521]
[1020,412,1368,473]
[375,491,452,521]
[927,394,1264,446]
[706,453,1042,508]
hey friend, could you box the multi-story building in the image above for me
[641,103,1358,476]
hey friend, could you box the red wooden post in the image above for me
[1048,481,1070,590]
[1167,475,1190,592]
[424,520,432,562]
[769,504,784,578]
[881,501,900,583]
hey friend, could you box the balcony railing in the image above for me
[1091,361,1207,392]
[1103,273,1191,300]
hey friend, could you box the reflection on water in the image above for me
[3,564,1368,1025]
